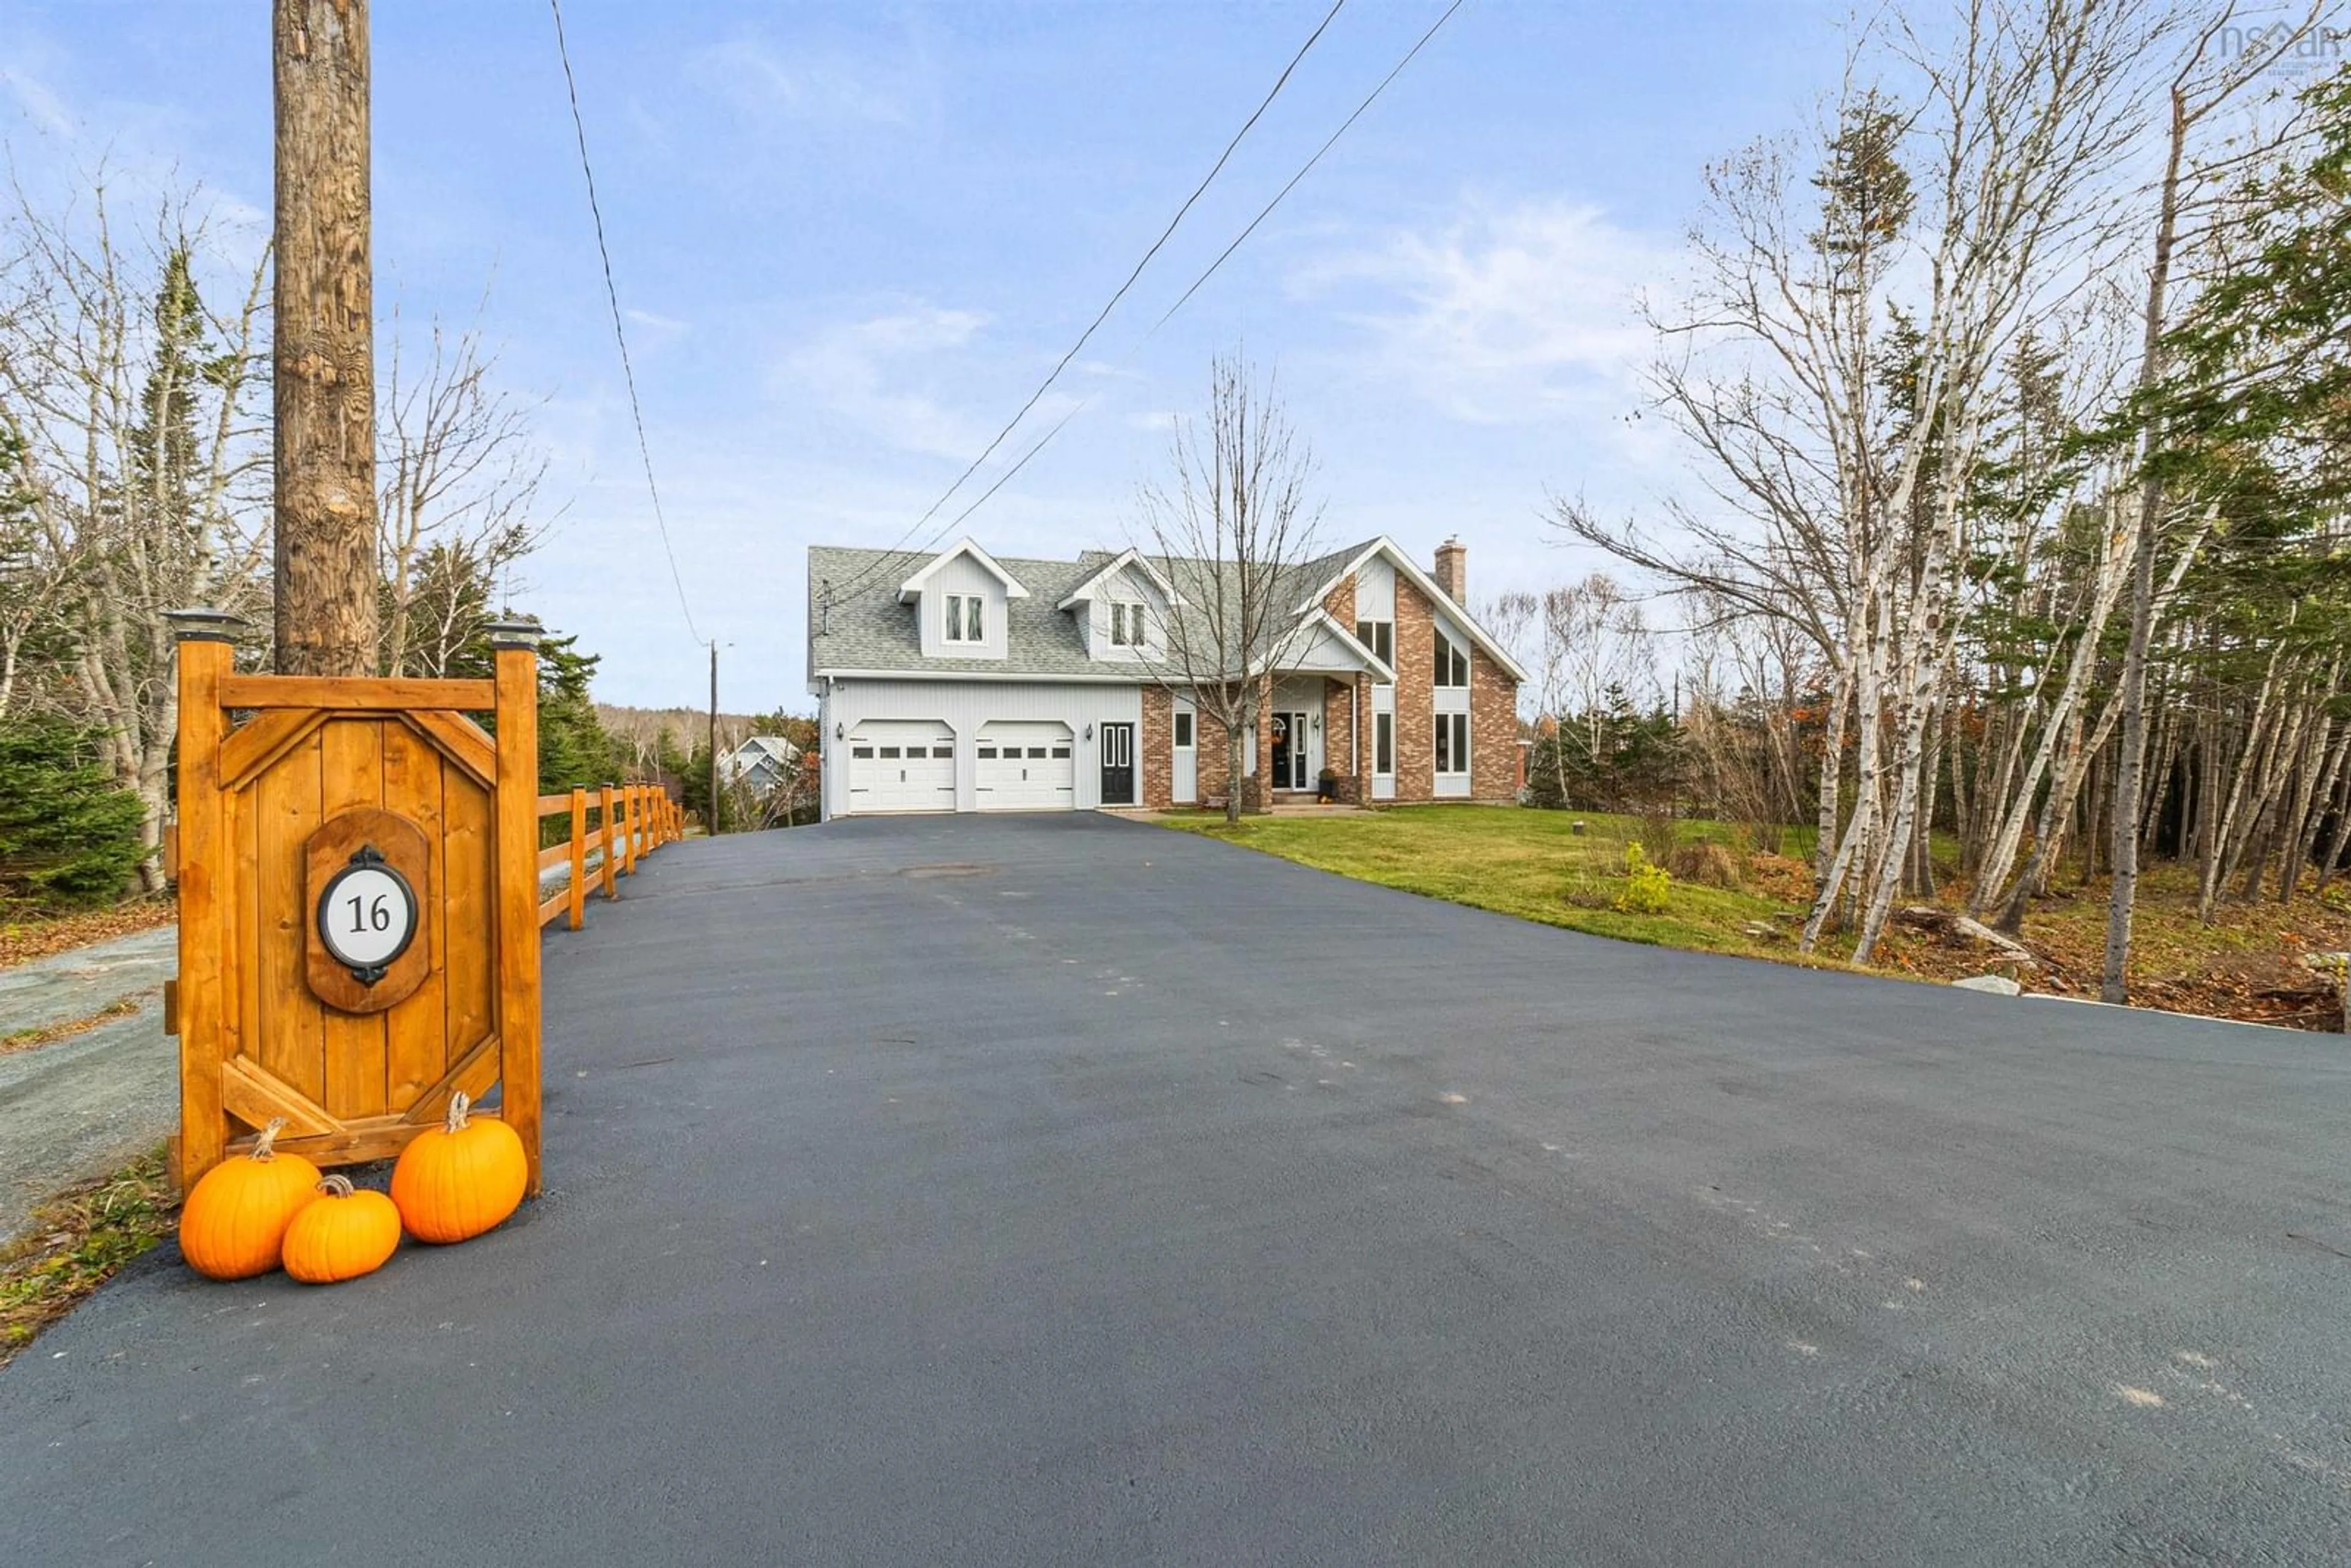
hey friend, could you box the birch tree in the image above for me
[0,182,271,885]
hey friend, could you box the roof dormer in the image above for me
[898,538,1029,604]
[1059,549,1181,662]
[899,538,1022,660]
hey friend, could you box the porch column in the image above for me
[1355,672,1372,803]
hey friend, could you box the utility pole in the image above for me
[272,0,379,676]
[707,642,720,836]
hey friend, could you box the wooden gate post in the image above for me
[491,626,544,1195]
[165,611,242,1187]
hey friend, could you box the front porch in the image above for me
[1254,670,1373,809]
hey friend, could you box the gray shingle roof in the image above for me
[807,541,1378,680]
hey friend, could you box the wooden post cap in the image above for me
[163,607,249,643]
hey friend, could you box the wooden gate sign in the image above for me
[167,615,543,1193]
[306,806,430,1013]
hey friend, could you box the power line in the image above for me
[1154,0,1469,329]
[549,0,704,645]
[825,0,1471,609]
[820,0,1349,611]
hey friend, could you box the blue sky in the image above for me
[0,0,1843,708]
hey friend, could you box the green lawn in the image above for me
[1156,805,1822,961]
[1153,805,2351,1029]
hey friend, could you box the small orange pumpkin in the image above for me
[280,1175,402,1285]
[391,1090,528,1244]
[178,1118,324,1281]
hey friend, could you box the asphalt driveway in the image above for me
[4,813,2347,1566]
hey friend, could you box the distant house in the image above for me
[803,534,1524,818]
[719,735,801,792]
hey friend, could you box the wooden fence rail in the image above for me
[533,783,681,930]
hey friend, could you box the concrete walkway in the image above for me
[0,926,176,1244]
[4,816,2350,1565]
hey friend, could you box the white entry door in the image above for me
[846,722,956,813]
[976,722,1074,810]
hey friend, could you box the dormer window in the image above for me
[1111,602,1147,648]
[945,593,983,643]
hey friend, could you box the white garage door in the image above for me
[975,722,1074,811]
[846,722,956,814]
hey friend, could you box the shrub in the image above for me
[0,719,147,914]
[1667,841,1742,890]
[1614,841,1672,915]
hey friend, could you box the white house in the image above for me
[805,535,1526,819]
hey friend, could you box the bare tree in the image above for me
[1133,354,1325,825]
[1565,0,2175,962]
[0,176,271,885]
[377,310,550,676]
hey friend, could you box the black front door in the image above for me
[1270,713,1292,790]
[1099,722,1135,805]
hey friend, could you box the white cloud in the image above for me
[1,64,77,140]
[688,37,919,128]
[622,307,691,353]
[1300,198,1673,426]
[776,305,1080,464]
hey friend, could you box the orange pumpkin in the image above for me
[391,1090,528,1243]
[178,1118,323,1280]
[280,1175,402,1285]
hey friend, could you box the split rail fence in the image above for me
[534,783,681,930]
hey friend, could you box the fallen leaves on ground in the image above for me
[0,898,175,972]
[0,995,146,1058]
[0,1146,178,1370]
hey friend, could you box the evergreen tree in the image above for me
[0,718,148,913]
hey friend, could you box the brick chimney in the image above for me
[1433,536,1467,602]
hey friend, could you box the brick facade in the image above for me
[1140,685,1172,809]
[1469,647,1520,801]
[1389,571,1439,803]
[1133,547,1519,810]
[1191,695,1241,810]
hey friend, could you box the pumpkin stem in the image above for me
[444,1090,472,1135]
[251,1116,290,1163]
[315,1174,356,1199]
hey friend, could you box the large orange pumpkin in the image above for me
[281,1176,402,1285]
[391,1090,528,1244]
[178,1118,323,1280]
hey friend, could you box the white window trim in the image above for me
[1434,710,1471,778]
[943,593,984,644]
[1433,628,1469,689]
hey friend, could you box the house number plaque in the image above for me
[317,849,418,982]
[302,806,433,1015]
